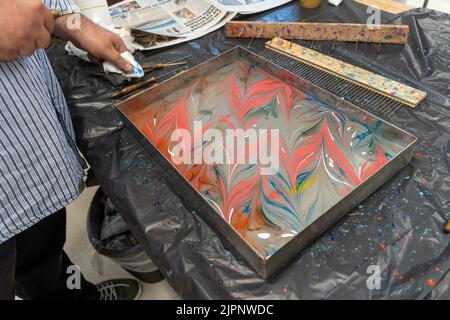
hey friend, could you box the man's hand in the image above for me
[0,0,54,61]
[53,15,133,73]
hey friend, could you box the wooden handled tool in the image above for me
[111,66,187,99]
[51,9,78,19]
[51,9,62,18]
[142,61,187,73]
[111,77,158,99]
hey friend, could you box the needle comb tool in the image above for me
[111,66,186,99]
[264,37,427,112]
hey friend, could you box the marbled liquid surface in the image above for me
[126,59,402,258]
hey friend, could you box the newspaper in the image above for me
[132,11,236,50]
[110,0,228,38]
[109,0,291,51]
[211,0,293,13]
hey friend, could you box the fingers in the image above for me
[35,28,52,49]
[17,26,51,55]
[69,21,134,73]
[110,36,134,72]
[35,36,51,50]
[42,7,55,34]
[102,42,133,73]
[0,0,52,61]
[38,7,53,49]
[18,45,36,57]
[0,51,18,62]
[87,54,104,66]
[108,51,134,73]
[14,5,53,57]
[112,36,129,54]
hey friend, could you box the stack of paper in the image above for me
[109,0,293,51]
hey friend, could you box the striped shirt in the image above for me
[0,0,85,243]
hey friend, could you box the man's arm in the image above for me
[46,0,133,72]
[52,14,133,72]
[0,0,132,72]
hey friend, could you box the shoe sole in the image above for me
[134,281,143,300]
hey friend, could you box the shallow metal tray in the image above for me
[117,47,417,279]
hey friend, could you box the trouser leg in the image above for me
[14,209,98,300]
[0,238,16,300]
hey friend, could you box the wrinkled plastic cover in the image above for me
[48,1,450,299]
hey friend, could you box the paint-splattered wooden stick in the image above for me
[226,21,409,44]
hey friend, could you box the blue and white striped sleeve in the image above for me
[43,0,80,11]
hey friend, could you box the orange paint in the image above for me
[121,59,401,257]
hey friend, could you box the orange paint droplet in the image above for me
[379,243,385,250]
[427,279,436,287]
[415,151,424,157]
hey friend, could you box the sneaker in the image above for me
[97,279,142,300]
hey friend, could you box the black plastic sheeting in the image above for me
[48,1,450,299]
